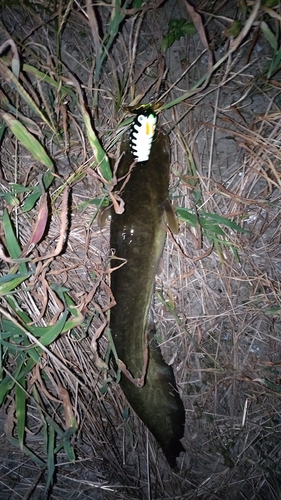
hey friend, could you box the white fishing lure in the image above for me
[130,110,157,162]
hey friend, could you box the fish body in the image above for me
[110,130,185,468]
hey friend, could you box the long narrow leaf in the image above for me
[5,295,33,324]
[0,123,6,142]
[95,0,130,82]
[83,112,112,181]
[1,113,54,170]
[260,21,277,50]
[201,211,247,232]
[176,207,198,227]
[2,210,27,274]
[62,437,76,462]
[22,170,54,212]
[0,376,14,406]
[23,63,75,99]
[106,328,121,383]
[9,437,46,466]
[0,342,3,380]
[0,353,27,405]
[0,274,31,295]
[17,356,38,381]
[37,310,68,346]
[68,73,112,182]
[1,310,68,358]
[15,376,26,452]
[32,386,48,453]
[0,59,56,133]
[45,424,55,495]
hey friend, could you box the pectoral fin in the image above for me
[164,200,178,235]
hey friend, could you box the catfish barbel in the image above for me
[109,118,185,468]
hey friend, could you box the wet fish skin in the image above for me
[110,131,185,468]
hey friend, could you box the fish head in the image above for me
[130,109,157,162]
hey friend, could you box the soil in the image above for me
[0,0,281,499]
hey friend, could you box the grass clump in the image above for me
[0,0,281,498]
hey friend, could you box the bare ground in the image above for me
[1,0,281,499]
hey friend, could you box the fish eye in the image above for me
[138,115,144,122]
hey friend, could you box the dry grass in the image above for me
[1,0,281,499]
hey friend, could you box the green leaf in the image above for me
[161,32,175,52]
[32,386,48,453]
[99,380,110,395]
[159,2,262,111]
[2,113,54,170]
[53,291,84,332]
[94,0,130,84]
[50,284,70,293]
[79,197,109,210]
[176,207,198,227]
[0,339,26,352]
[260,21,278,51]
[201,223,225,236]
[0,375,14,405]
[9,437,46,466]
[2,210,21,259]
[180,22,196,36]
[0,309,68,364]
[122,406,129,421]
[0,123,7,143]
[30,309,68,347]
[106,328,121,384]
[200,212,247,233]
[45,424,55,495]
[1,319,30,341]
[4,295,32,324]
[23,64,74,101]
[62,307,84,332]
[169,19,179,29]
[255,378,281,393]
[9,183,33,194]
[61,437,76,462]
[17,356,38,381]
[193,189,202,204]
[0,59,56,133]
[177,207,245,252]
[83,113,112,182]
[0,342,3,380]
[263,306,281,315]
[22,170,54,212]
[211,235,237,247]
[54,426,77,461]
[45,415,66,438]
[0,191,19,206]
[0,353,27,405]
[0,273,31,295]
[224,20,243,39]
[177,207,246,235]
[2,209,27,275]
[262,0,280,7]
[15,376,26,451]
[268,46,281,78]
[162,19,196,52]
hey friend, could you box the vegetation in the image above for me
[0,0,281,498]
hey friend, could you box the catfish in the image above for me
[109,130,185,468]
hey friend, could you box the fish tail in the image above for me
[120,325,185,468]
